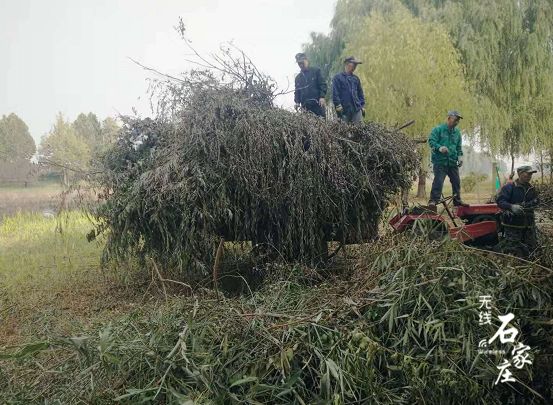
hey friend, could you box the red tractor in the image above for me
[389,196,502,247]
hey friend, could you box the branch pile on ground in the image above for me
[536,182,553,220]
[3,237,553,403]
[93,54,418,274]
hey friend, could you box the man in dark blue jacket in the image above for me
[332,56,365,123]
[294,53,327,118]
[496,165,539,254]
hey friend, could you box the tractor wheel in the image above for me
[467,214,497,224]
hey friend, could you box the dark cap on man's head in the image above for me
[447,110,463,119]
[517,165,537,174]
[295,53,308,63]
[344,56,362,64]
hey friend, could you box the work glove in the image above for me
[335,104,343,113]
[457,158,463,167]
[438,146,449,154]
[510,204,523,214]
[319,98,326,108]
[522,199,538,210]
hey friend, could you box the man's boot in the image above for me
[427,201,438,213]
[453,200,469,207]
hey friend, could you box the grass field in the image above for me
[0,212,146,348]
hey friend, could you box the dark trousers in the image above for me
[302,101,326,118]
[429,164,461,203]
[340,109,363,123]
[503,225,537,252]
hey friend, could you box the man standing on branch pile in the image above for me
[496,165,539,255]
[428,110,468,208]
[294,53,327,118]
[332,56,365,123]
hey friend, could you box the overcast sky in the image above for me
[1,0,335,144]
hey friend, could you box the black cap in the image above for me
[295,53,307,63]
[517,165,537,174]
[447,110,463,119]
[344,56,362,64]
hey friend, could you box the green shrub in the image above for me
[462,172,488,193]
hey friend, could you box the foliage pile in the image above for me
[92,50,419,274]
[536,183,553,220]
[2,237,553,403]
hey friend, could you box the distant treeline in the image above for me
[0,112,119,186]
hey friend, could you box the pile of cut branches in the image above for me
[92,48,418,275]
[536,183,553,220]
[3,237,553,403]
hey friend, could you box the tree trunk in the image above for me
[416,168,427,198]
[540,151,544,183]
[62,168,68,190]
[550,150,553,184]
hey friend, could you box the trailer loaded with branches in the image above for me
[91,49,419,276]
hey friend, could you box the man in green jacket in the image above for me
[428,110,468,208]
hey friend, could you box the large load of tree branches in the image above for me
[92,49,419,274]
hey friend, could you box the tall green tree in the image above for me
[40,113,90,187]
[346,6,474,196]
[0,113,36,184]
[100,117,120,150]
[72,112,102,149]
[0,113,35,162]
[302,0,390,92]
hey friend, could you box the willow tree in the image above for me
[395,0,553,171]
[307,0,553,173]
[303,0,401,95]
[346,6,474,196]
[440,0,553,172]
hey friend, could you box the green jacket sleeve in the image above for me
[457,130,463,157]
[428,127,440,153]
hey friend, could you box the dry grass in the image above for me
[0,181,62,218]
